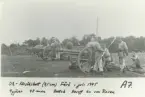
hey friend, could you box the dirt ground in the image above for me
[1,53,145,77]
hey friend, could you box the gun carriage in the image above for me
[41,46,100,73]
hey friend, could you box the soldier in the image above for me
[43,44,51,60]
[117,37,129,73]
[86,37,104,74]
[50,38,61,60]
[131,51,142,69]
[102,45,113,71]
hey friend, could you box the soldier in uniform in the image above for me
[86,37,104,74]
[102,45,113,71]
[131,51,142,69]
[43,44,51,60]
[117,37,129,73]
[50,38,61,60]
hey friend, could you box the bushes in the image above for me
[1,44,29,56]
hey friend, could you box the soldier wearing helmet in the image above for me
[117,37,128,73]
[50,37,61,60]
[86,36,104,74]
[101,44,114,71]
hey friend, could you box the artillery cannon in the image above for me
[29,44,113,74]
[40,44,111,73]
[33,45,95,73]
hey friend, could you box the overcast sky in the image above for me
[0,0,145,45]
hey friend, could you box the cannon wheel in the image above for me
[77,47,94,74]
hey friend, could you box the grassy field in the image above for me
[1,53,145,77]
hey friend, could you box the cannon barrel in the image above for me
[59,49,80,54]
[43,48,81,55]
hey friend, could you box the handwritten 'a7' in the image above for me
[120,80,132,88]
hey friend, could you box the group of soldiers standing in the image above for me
[84,36,142,74]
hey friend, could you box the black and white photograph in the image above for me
[1,0,145,78]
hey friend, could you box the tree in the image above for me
[70,36,80,46]
[10,43,18,49]
[48,37,60,45]
[1,43,7,49]
[9,43,19,55]
[33,37,41,46]
[62,39,70,47]
[23,38,41,47]
[41,37,48,46]
[23,39,35,47]
[62,38,73,49]
[1,43,11,55]
[35,37,41,45]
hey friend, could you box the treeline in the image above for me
[1,34,145,55]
